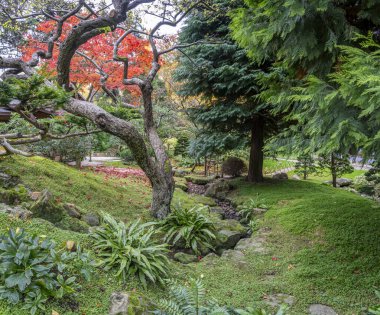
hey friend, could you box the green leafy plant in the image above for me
[91,212,170,287]
[247,220,259,235]
[0,228,93,315]
[154,278,288,315]
[367,290,380,314]
[160,205,216,255]
[238,195,268,224]
[154,278,229,314]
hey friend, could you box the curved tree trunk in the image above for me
[247,115,264,183]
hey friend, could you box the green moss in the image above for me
[55,214,90,233]
[0,184,30,205]
[184,175,214,185]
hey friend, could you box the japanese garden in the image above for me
[0,0,379,314]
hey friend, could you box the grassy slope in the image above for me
[0,157,379,314]
[192,178,380,314]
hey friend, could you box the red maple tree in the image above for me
[21,16,152,103]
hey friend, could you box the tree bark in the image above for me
[331,153,337,188]
[247,115,264,182]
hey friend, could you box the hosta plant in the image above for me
[160,205,216,255]
[0,228,94,315]
[91,212,170,287]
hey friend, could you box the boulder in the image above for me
[204,179,231,198]
[109,292,150,315]
[308,304,337,315]
[30,189,64,223]
[175,182,188,192]
[200,252,219,265]
[0,203,32,220]
[209,207,224,218]
[83,213,100,226]
[0,171,20,188]
[221,250,246,267]
[235,236,266,253]
[174,169,189,177]
[292,174,301,180]
[336,178,352,187]
[56,216,90,233]
[264,293,295,307]
[184,175,213,185]
[0,184,30,205]
[63,203,82,219]
[216,230,242,250]
[272,173,288,180]
[216,219,247,235]
[174,252,198,264]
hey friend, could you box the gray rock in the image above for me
[235,236,267,253]
[30,189,64,223]
[252,207,268,215]
[174,169,189,177]
[201,252,219,264]
[221,250,246,267]
[83,213,100,226]
[63,203,82,219]
[174,252,198,264]
[264,293,295,307]
[209,207,224,218]
[216,229,242,250]
[308,304,337,315]
[336,178,352,187]
[0,203,32,220]
[0,171,20,188]
[204,180,231,198]
[292,174,301,180]
[109,292,149,315]
[272,173,288,180]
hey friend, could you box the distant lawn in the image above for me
[288,169,367,184]
[0,157,379,314]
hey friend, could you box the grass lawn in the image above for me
[0,156,379,314]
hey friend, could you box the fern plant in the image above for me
[160,205,216,255]
[154,279,288,315]
[91,212,170,287]
[154,278,229,314]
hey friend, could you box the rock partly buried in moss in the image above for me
[83,213,100,226]
[221,249,246,267]
[201,252,219,265]
[216,230,242,252]
[63,203,83,219]
[272,173,288,180]
[0,203,32,220]
[184,175,214,185]
[0,184,30,205]
[109,291,150,315]
[56,214,90,233]
[0,171,20,188]
[216,219,247,235]
[30,189,64,223]
[204,179,231,198]
[174,252,198,264]
[175,182,188,192]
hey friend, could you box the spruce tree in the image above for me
[175,0,280,182]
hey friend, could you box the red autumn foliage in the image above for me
[93,166,146,179]
[21,16,152,101]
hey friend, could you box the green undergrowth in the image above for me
[0,157,379,314]
[191,178,380,314]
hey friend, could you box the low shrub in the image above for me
[0,228,94,315]
[160,205,216,255]
[91,212,170,287]
[222,157,246,177]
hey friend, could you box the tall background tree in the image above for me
[231,0,380,172]
[175,0,280,182]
